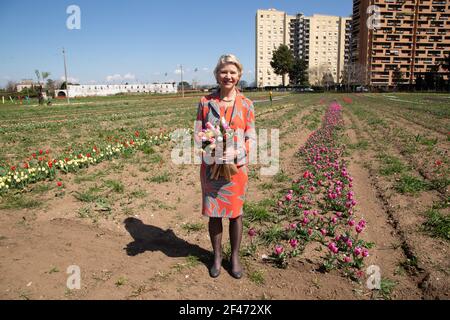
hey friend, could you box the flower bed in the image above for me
[0,129,190,193]
[262,101,373,279]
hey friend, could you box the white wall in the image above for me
[57,83,177,97]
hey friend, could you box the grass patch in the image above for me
[260,225,284,245]
[115,276,127,287]
[48,266,60,274]
[367,118,385,126]
[140,144,155,155]
[152,199,176,210]
[377,154,407,176]
[394,175,429,194]
[130,190,147,199]
[147,172,171,183]
[273,170,290,183]
[148,153,163,164]
[104,180,124,193]
[32,183,53,194]
[74,170,108,184]
[377,278,397,300]
[181,222,205,233]
[248,270,265,285]
[258,182,275,190]
[348,140,369,150]
[415,134,438,147]
[429,178,450,192]
[172,255,201,272]
[0,194,41,209]
[78,206,92,218]
[422,209,450,241]
[244,201,274,223]
[73,186,103,202]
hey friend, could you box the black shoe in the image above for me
[231,269,243,279]
[209,265,221,278]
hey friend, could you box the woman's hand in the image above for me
[219,149,240,163]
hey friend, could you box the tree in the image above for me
[238,80,248,89]
[289,57,308,86]
[270,44,294,87]
[35,70,51,90]
[441,54,450,92]
[441,54,450,71]
[424,64,440,91]
[392,67,404,89]
[341,62,368,91]
[177,81,191,90]
[321,72,335,90]
[415,75,424,91]
[46,79,56,94]
[6,81,17,93]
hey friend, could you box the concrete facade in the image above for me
[352,0,450,87]
[56,83,177,98]
[256,9,351,87]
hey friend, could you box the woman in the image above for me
[195,54,256,279]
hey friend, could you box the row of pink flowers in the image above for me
[257,101,372,279]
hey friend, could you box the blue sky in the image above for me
[0,0,352,87]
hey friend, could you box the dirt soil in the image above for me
[0,98,446,300]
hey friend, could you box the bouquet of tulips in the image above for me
[197,117,238,181]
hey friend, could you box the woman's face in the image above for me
[217,63,240,90]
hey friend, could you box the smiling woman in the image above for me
[195,54,256,280]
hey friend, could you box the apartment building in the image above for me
[256,9,351,87]
[256,9,294,87]
[307,15,352,85]
[352,0,450,87]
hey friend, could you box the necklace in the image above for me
[221,98,234,102]
[220,90,236,102]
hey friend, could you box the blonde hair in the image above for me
[213,54,243,82]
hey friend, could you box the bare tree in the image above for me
[6,81,17,93]
[341,62,368,91]
[309,64,330,86]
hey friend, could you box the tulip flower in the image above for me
[289,239,299,248]
[274,245,284,256]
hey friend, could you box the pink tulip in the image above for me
[348,220,355,227]
[356,225,364,234]
[320,229,327,236]
[289,239,299,248]
[362,249,369,258]
[274,245,284,256]
[343,256,351,263]
[346,240,353,248]
[354,247,362,256]
[248,228,256,238]
[285,194,293,201]
[328,242,339,254]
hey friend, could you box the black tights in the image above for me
[208,216,243,272]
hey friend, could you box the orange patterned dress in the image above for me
[196,89,256,219]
